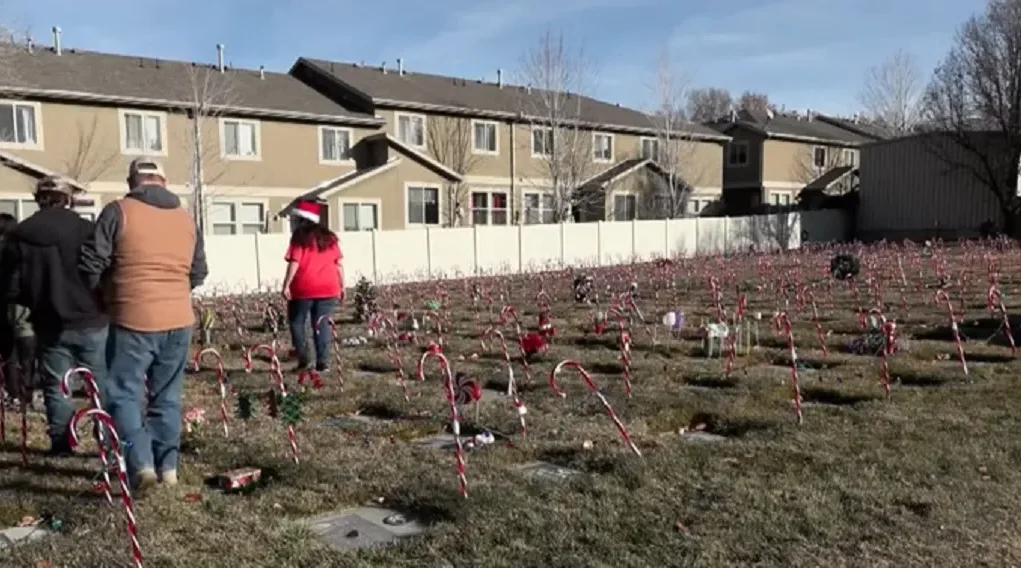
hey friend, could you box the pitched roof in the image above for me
[815,115,895,140]
[709,110,873,145]
[579,158,650,187]
[293,58,728,142]
[0,149,87,192]
[803,165,856,191]
[0,46,381,126]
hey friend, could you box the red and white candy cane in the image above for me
[773,312,803,424]
[418,349,468,498]
[987,284,1016,355]
[935,290,968,375]
[481,327,527,437]
[193,348,230,438]
[803,286,827,356]
[499,305,534,384]
[244,343,280,374]
[315,314,345,390]
[422,310,445,346]
[60,367,113,504]
[879,319,897,398]
[618,330,633,398]
[548,360,641,456]
[68,408,142,568]
[270,367,300,464]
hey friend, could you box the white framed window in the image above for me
[593,133,613,162]
[319,126,354,164]
[471,120,498,155]
[470,190,508,225]
[395,113,426,148]
[523,191,555,224]
[209,201,266,235]
[689,199,702,214]
[727,141,748,166]
[0,101,41,149]
[640,137,660,161]
[813,146,827,168]
[531,126,553,157]
[771,192,792,206]
[119,109,166,155]
[613,194,637,221]
[220,118,261,160]
[405,184,440,225]
[339,199,379,231]
[0,195,37,221]
[842,148,858,166]
[72,196,99,221]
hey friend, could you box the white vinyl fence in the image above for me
[196,210,847,294]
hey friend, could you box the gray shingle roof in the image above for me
[710,110,873,145]
[0,46,379,125]
[815,115,895,140]
[295,58,727,141]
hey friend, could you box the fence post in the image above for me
[596,221,603,266]
[518,224,524,273]
[253,232,263,290]
[425,227,433,278]
[473,224,480,275]
[370,229,379,283]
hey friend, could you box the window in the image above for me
[613,194,637,221]
[210,201,265,235]
[320,126,353,163]
[593,133,613,162]
[813,146,827,168]
[406,185,439,225]
[120,110,164,155]
[0,198,36,220]
[470,191,508,225]
[472,121,498,154]
[221,119,260,159]
[771,193,791,206]
[532,127,553,157]
[523,192,555,224]
[727,141,748,166]
[842,148,858,166]
[640,138,660,161]
[396,113,426,148]
[0,102,39,147]
[341,202,378,231]
[689,199,702,214]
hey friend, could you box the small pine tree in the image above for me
[280,392,304,426]
[354,277,378,322]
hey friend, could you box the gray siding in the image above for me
[858,135,1001,240]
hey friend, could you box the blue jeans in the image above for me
[104,326,191,478]
[38,326,109,446]
[287,299,336,367]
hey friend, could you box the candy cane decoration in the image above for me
[421,310,445,346]
[315,315,345,390]
[244,343,280,374]
[879,319,896,398]
[369,312,413,400]
[68,408,142,568]
[270,367,300,464]
[935,290,968,375]
[481,327,527,437]
[60,367,113,504]
[774,312,803,424]
[193,348,230,437]
[618,330,633,398]
[803,287,827,355]
[987,284,1017,354]
[499,305,533,384]
[418,349,468,498]
[549,360,640,456]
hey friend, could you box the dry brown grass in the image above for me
[3,245,1021,567]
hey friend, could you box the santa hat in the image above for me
[291,200,321,224]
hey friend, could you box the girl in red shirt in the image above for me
[281,201,343,372]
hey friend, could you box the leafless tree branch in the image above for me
[859,49,925,134]
[62,114,119,185]
[739,91,770,113]
[515,29,596,223]
[427,115,482,226]
[686,87,733,122]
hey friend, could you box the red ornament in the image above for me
[520,332,548,356]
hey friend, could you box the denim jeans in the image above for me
[38,326,109,446]
[104,325,191,478]
[287,299,337,367]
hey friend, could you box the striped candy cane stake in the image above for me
[193,348,230,437]
[418,349,468,498]
[935,290,968,375]
[315,315,345,390]
[68,408,142,568]
[60,367,113,505]
[987,285,1017,355]
[548,360,641,456]
[774,312,803,424]
[880,319,897,398]
[481,327,527,437]
[804,287,828,355]
[617,331,633,398]
[244,343,280,374]
[270,367,300,464]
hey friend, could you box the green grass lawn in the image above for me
[3,249,1021,567]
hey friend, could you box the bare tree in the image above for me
[791,143,858,197]
[923,0,1021,235]
[427,115,482,226]
[686,87,733,122]
[859,49,924,134]
[173,63,240,233]
[62,115,119,184]
[515,30,596,222]
[739,91,770,113]
[643,52,704,218]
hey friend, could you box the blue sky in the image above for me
[8,0,988,116]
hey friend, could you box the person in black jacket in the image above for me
[0,176,109,455]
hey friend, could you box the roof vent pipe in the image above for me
[216,43,225,72]
[52,26,61,56]
[397,58,403,75]
[497,68,503,87]
[259,65,265,79]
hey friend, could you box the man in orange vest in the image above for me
[79,158,207,492]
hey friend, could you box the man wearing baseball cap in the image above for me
[79,157,207,492]
[0,175,108,455]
